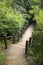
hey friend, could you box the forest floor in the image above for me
[4,25,34,65]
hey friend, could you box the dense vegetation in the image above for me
[0,0,43,65]
[28,0,43,65]
[28,10,43,65]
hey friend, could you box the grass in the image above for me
[0,41,5,65]
[0,51,5,65]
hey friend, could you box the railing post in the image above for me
[25,40,28,54]
[29,37,32,48]
[13,34,15,43]
[4,35,7,49]
[17,34,20,42]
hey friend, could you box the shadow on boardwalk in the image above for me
[4,25,34,65]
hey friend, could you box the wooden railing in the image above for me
[0,35,15,49]
[25,37,32,54]
[0,22,30,49]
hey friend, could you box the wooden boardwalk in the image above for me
[4,25,33,65]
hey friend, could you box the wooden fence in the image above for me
[0,22,30,49]
[25,37,32,54]
[0,35,15,49]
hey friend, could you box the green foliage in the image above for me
[32,0,40,3]
[27,0,43,65]
[35,10,43,30]
[0,51,5,65]
[0,0,26,42]
[29,30,43,65]
[0,0,43,65]
[29,9,43,65]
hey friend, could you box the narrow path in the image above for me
[4,25,33,65]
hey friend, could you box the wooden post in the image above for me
[25,40,28,54]
[13,34,15,43]
[4,35,7,49]
[29,37,32,48]
[18,35,19,42]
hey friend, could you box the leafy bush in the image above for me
[0,0,27,42]
[28,10,43,65]
[29,30,43,65]
[0,51,5,65]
